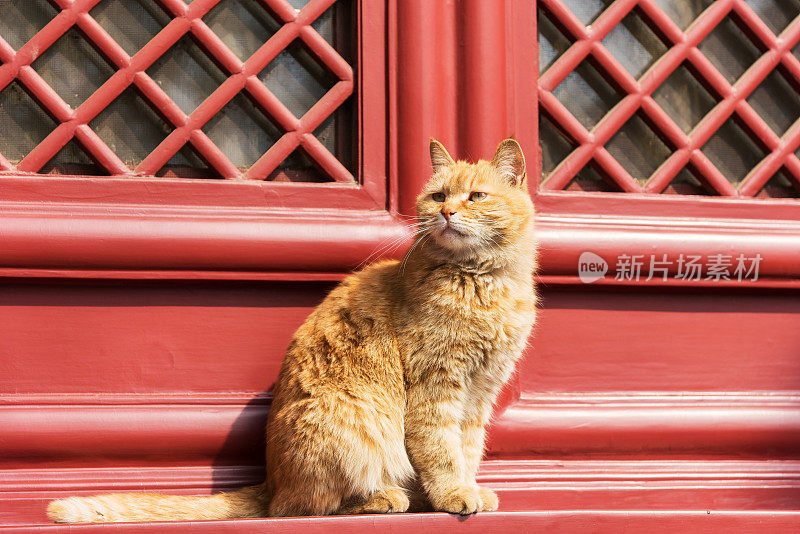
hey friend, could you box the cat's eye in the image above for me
[469,192,487,201]
[432,192,446,202]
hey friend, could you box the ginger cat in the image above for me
[47,138,537,522]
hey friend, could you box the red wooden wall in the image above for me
[1,0,800,531]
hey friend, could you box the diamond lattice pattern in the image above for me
[0,0,354,182]
[538,0,800,198]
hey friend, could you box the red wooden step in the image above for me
[3,460,800,531]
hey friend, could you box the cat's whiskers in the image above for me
[355,237,407,271]
[398,232,433,279]
[355,220,438,271]
[355,226,422,271]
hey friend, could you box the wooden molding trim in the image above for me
[4,460,800,512]
[0,202,410,273]
[0,198,798,285]
[489,394,800,457]
[6,459,800,494]
[2,504,800,532]
[3,393,799,467]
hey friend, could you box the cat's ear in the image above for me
[491,138,526,187]
[430,138,455,174]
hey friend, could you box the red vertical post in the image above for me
[395,0,514,216]
[395,0,458,216]
[507,0,539,193]
[458,0,509,162]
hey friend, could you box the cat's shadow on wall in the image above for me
[209,279,335,494]
[210,389,273,494]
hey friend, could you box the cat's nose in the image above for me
[441,209,456,221]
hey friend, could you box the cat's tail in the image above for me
[46,483,270,523]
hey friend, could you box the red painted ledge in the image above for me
[0,205,408,272]
[2,510,800,533]
[5,460,800,528]
[0,186,799,284]
[3,393,800,467]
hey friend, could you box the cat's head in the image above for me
[415,138,535,264]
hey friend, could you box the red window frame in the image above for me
[0,0,798,288]
[0,0,386,207]
[0,0,403,279]
[528,0,800,288]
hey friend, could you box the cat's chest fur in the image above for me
[399,265,536,382]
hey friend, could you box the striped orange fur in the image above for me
[47,138,537,522]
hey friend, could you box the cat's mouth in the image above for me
[440,225,466,237]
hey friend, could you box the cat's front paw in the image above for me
[476,486,499,511]
[430,485,482,515]
[363,487,410,514]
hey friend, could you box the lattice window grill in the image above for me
[0,0,355,182]
[539,0,800,198]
